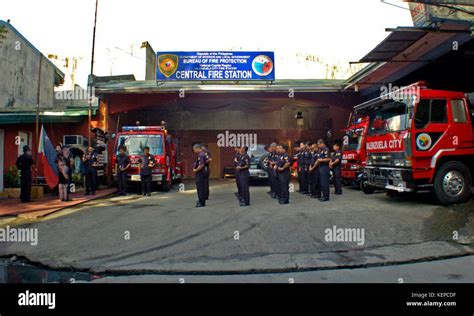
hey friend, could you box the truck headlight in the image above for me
[350,165,360,170]
[393,159,404,167]
[393,159,412,167]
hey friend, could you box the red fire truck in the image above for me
[112,126,183,191]
[341,114,369,187]
[356,82,473,205]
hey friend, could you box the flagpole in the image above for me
[88,0,99,146]
[35,54,43,185]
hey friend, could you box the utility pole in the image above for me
[35,54,43,184]
[88,0,99,146]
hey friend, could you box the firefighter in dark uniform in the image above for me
[236,146,250,206]
[316,139,331,202]
[307,142,315,197]
[276,144,291,204]
[293,140,302,192]
[193,143,208,207]
[301,142,311,194]
[16,146,34,203]
[138,146,155,197]
[296,142,304,193]
[233,147,242,200]
[202,144,211,200]
[265,143,277,198]
[83,147,98,195]
[115,145,130,196]
[309,143,321,199]
[273,145,281,200]
[330,142,343,195]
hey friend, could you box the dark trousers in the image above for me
[195,171,206,204]
[204,167,210,199]
[319,165,330,199]
[299,167,308,192]
[236,170,242,197]
[278,170,290,203]
[273,169,280,197]
[308,170,314,194]
[85,167,97,194]
[141,174,152,194]
[20,172,32,202]
[333,166,342,194]
[269,170,276,194]
[117,171,128,194]
[239,170,250,205]
[312,167,321,198]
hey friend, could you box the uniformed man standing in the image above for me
[202,144,211,201]
[236,146,250,207]
[307,142,315,197]
[273,145,281,200]
[308,143,321,199]
[16,146,35,203]
[330,142,343,195]
[115,145,130,196]
[138,146,155,197]
[192,143,208,207]
[296,142,304,193]
[316,139,331,202]
[265,143,278,199]
[83,147,98,195]
[233,147,242,201]
[276,144,291,204]
[301,142,311,194]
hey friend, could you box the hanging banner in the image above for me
[156,51,275,81]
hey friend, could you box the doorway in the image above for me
[207,143,221,179]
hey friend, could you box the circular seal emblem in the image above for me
[416,133,432,151]
[252,55,273,76]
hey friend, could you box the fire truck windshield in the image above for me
[367,99,411,135]
[117,135,164,156]
[344,133,362,151]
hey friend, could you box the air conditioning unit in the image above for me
[63,135,87,147]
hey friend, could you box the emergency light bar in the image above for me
[122,126,165,131]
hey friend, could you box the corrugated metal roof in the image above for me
[94,79,347,95]
[359,29,429,63]
[344,22,473,95]
[0,110,90,124]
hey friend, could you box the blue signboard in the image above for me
[156,51,275,81]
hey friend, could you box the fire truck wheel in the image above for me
[433,161,472,205]
[360,178,374,194]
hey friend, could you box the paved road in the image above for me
[0,180,473,277]
[92,255,474,283]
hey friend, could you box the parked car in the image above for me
[248,145,270,182]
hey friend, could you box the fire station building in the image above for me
[94,79,363,178]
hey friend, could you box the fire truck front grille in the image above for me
[367,168,390,187]
[368,152,405,167]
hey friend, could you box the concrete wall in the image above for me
[0,22,57,111]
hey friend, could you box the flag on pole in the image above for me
[38,125,58,189]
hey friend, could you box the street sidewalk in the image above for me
[0,188,116,219]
